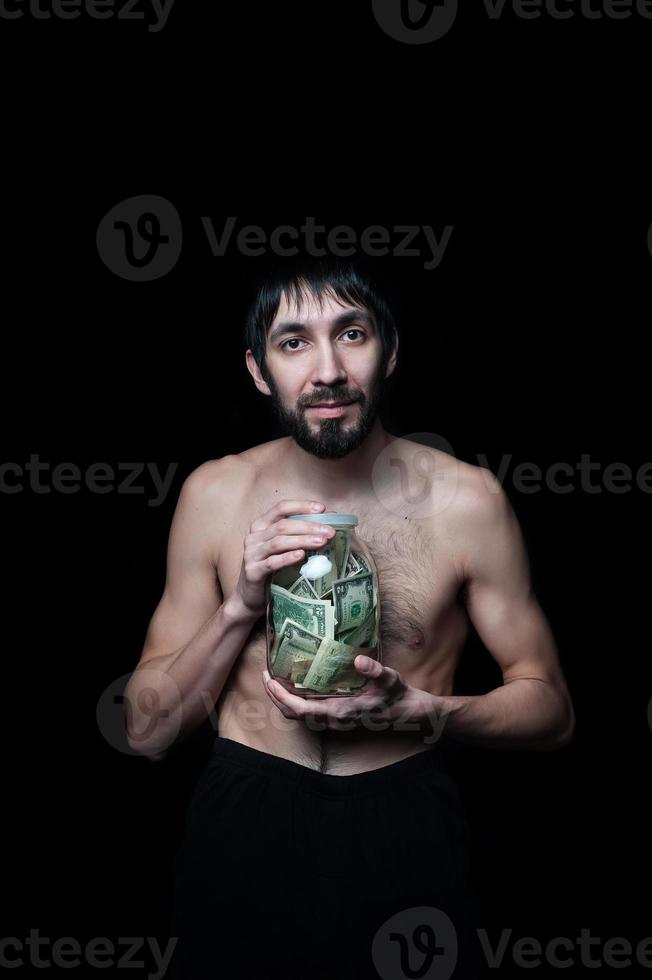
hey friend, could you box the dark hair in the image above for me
[244,257,399,385]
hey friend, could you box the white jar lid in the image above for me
[288,512,358,526]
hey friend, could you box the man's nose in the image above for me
[310,343,347,387]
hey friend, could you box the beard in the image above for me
[265,361,386,460]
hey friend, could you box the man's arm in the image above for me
[434,467,576,751]
[123,457,261,760]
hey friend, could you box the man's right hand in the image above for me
[233,499,336,619]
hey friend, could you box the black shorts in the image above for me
[168,735,485,980]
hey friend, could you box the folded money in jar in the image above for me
[264,512,382,698]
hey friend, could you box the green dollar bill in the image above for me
[343,551,363,577]
[332,572,374,633]
[272,617,323,680]
[270,583,335,640]
[339,605,376,647]
[349,550,371,576]
[301,636,367,693]
[288,576,320,600]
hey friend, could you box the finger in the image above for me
[355,657,404,697]
[271,518,335,537]
[251,500,325,533]
[354,655,385,679]
[251,529,332,562]
[266,677,306,716]
[264,679,298,717]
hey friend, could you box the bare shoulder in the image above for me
[428,451,510,533]
[179,453,257,508]
[181,455,243,494]
[384,437,492,518]
[448,459,507,517]
[442,458,523,580]
[235,438,288,474]
[386,439,511,574]
[178,440,290,510]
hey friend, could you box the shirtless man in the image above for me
[124,259,575,979]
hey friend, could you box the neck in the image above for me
[280,418,393,506]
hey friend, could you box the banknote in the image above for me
[270,583,336,640]
[332,571,375,633]
[338,605,376,647]
[348,550,371,576]
[288,576,320,600]
[301,636,367,693]
[271,617,323,680]
[343,551,363,577]
[290,657,316,685]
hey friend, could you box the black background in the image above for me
[1,0,650,976]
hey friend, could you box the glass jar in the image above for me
[265,512,382,698]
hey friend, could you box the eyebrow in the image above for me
[268,310,375,345]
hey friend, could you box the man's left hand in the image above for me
[262,655,445,735]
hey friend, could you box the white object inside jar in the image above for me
[300,554,332,580]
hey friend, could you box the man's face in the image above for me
[261,288,389,460]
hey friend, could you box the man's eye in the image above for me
[280,330,365,352]
[280,338,306,351]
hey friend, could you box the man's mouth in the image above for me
[307,400,356,416]
[308,399,355,408]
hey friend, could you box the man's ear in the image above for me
[384,333,399,379]
[245,349,272,396]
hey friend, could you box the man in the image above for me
[124,258,575,980]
